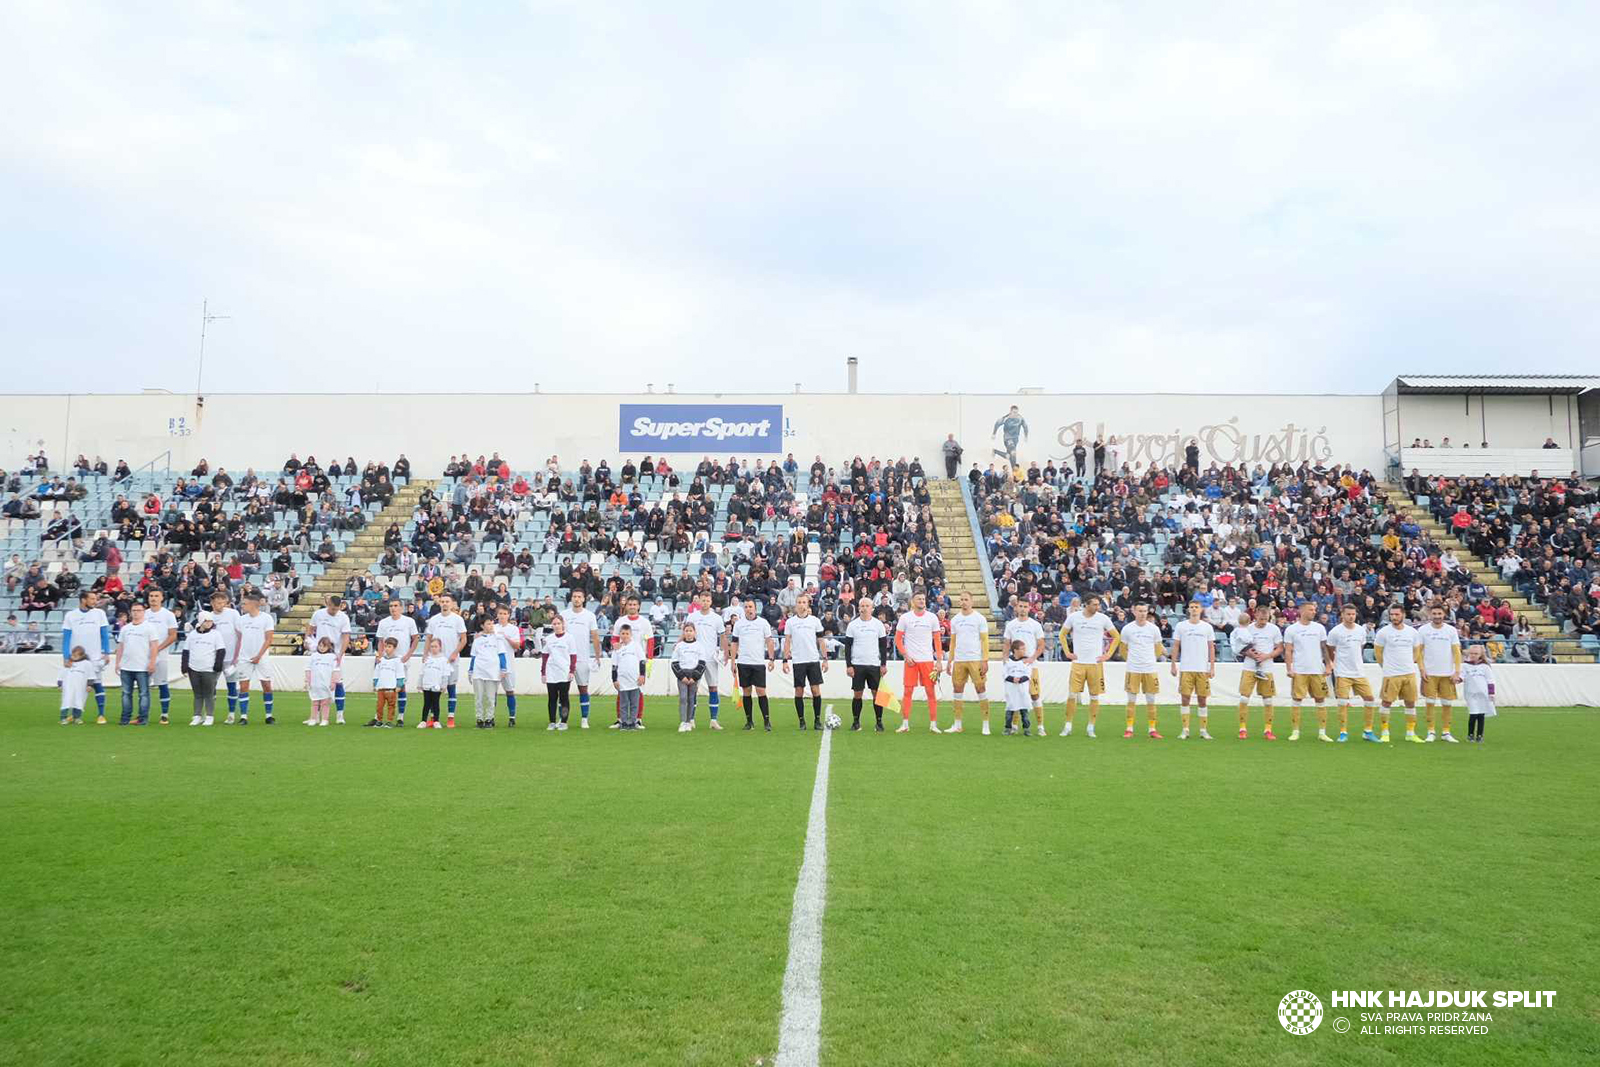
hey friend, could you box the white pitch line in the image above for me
[774,717,833,1067]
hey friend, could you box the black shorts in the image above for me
[850,665,882,692]
[791,661,823,688]
[736,664,768,689]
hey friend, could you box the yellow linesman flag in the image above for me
[874,686,900,713]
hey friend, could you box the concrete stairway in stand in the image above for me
[926,479,1005,652]
[1381,484,1589,662]
[270,478,436,652]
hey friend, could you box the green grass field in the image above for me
[2,690,1597,1066]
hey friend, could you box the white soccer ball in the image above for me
[825,711,842,730]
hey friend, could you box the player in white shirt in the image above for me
[1282,602,1332,742]
[63,590,112,722]
[559,590,603,729]
[944,591,991,734]
[1419,605,1463,743]
[1002,601,1046,735]
[423,594,468,727]
[1372,604,1423,743]
[375,599,420,723]
[608,596,654,729]
[234,592,277,724]
[201,591,245,723]
[308,595,354,724]
[893,592,944,733]
[843,596,889,731]
[1170,601,1216,739]
[114,603,163,724]
[144,589,180,723]
[1060,596,1121,738]
[1324,604,1374,742]
[495,605,525,726]
[685,592,728,730]
[781,594,829,731]
[1229,602,1283,740]
[728,599,776,731]
[1118,603,1165,740]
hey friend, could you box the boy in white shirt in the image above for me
[1002,601,1046,735]
[469,617,509,729]
[115,603,162,725]
[368,638,404,728]
[613,625,645,729]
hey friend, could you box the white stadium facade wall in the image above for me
[2,655,1595,706]
[3,391,1388,475]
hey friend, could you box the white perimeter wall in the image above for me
[3,655,1596,707]
[1395,393,1580,451]
[2,391,1387,475]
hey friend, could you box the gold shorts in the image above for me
[1334,677,1374,701]
[1068,662,1104,696]
[1422,676,1458,701]
[1239,672,1276,699]
[951,660,987,693]
[1291,675,1329,701]
[1124,671,1159,696]
[1178,671,1211,698]
[1380,675,1419,705]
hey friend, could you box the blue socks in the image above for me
[579,691,591,720]
[505,692,517,717]
[93,683,106,715]
[226,680,239,714]
[397,685,407,716]
[708,688,719,720]
[447,684,457,715]
[240,692,250,717]
[158,685,171,717]
[263,690,274,719]
[334,681,346,714]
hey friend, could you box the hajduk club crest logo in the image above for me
[1278,990,1324,1035]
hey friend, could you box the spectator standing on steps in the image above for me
[942,434,963,479]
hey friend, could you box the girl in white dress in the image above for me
[304,637,341,726]
[1462,644,1497,743]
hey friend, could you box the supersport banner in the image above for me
[618,403,784,453]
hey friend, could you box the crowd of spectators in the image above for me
[1405,469,1600,645]
[974,453,1596,662]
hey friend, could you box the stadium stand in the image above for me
[5,447,1595,669]
[969,457,1600,664]
[0,458,411,654]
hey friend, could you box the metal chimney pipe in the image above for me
[847,357,858,393]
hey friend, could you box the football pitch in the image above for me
[2,691,1596,1067]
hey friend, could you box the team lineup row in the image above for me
[52,585,1499,743]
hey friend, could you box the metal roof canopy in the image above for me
[1392,375,1600,394]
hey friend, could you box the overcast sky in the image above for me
[2,1,1596,395]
